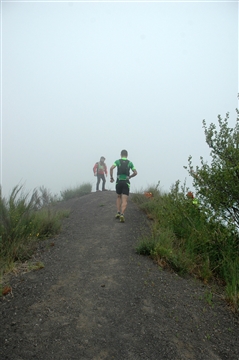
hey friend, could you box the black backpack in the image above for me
[117,159,130,176]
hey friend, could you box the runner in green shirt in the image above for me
[110,150,137,223]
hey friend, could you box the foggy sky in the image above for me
[1,1,238,197]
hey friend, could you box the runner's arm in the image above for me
[129,169,137,179]
[129,162,137,179]
[110,164,116,182]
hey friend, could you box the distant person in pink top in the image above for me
[93,156,108,191]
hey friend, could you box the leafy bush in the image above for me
[186,109,239,231]
[133,103,239,310]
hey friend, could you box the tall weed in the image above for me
[0,185,68,275]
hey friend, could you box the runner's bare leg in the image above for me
[121,194,128,214]
[117,195,122,213]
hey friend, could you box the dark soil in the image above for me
[1,191,239,360]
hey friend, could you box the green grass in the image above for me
[0,185,70,277]
[132,181,239,311]
[60,183,92,201]
[0,182,92,279]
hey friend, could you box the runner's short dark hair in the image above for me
[121,149,128,157]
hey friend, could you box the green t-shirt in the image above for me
[114,158,136,180]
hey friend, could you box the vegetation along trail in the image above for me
[1,191,239,360]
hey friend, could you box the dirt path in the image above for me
[1,191,239,360]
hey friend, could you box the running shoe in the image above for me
[115,213,120,219]
[120,214,125,223]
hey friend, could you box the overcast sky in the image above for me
[1,0,238,197]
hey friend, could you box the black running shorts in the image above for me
[116,180,130,196]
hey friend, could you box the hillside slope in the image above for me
[1,191,239,360]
